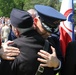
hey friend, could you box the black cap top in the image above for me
[10,8,33,29]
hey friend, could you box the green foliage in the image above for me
[0,0,61,16]
[0,0,25,17]
[0,0,51,17]
[23,0,51,10]
[74,3,76,25]
[0,0,59,16]
[0,0,15,17]
[0,0,75,24]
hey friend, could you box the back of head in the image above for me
[10,8,33,34]
[27,9,38,18]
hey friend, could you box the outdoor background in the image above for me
[0,0,76,75]
[0,0,76,25]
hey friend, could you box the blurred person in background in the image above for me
[1,19,10,43]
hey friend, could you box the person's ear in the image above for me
[33,17,38,29]
[33,17,38,25]
[15,28,20,37]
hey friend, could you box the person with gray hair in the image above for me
[27,9,38,18]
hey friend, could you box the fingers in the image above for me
[37,58,47,63]
[4,46,20,53]
[3,46,20,59]
[40,63,47,67]
[51,46,56,56]
[0,41,20,60]
[6,41,14,45]
[5,52,19,56]
[1,45,20,60]
[2,41,14,47]
[4,50,20,54]
[3,56,15,60]
[37,57,48,67]
[38,50,50,59]
[37,46,58,68]
[1,52,19,60]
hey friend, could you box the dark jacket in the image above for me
[61,41,76,75]
[0,29,63,75]
[8,29,17,41]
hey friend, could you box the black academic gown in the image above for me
[0,30,63,75]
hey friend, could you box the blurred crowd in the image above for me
[0,16,12,46]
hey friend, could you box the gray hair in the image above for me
[27,9,39,18]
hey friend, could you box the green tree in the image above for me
[50,0,61,11]
[74,3,76,25]
[23,0,51,10]
[0,0,25,17]
[0,0,62,17]
[0,0,15,17]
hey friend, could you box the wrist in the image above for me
[54,60,61,70]
[54,59,60,68]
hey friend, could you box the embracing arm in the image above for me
[37,46,61,69]
[0,41,20,60]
